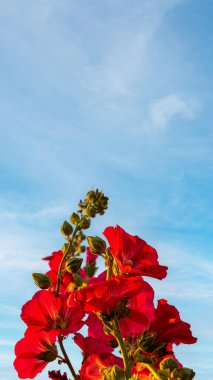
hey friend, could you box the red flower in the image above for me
[21,289,84,336]
[79,353,123,380]
[48,370,68,380]
[14,331,57,379]
[103,225,167,279]
[83,277,154,338]
[74,333,113,360]
[147,299,197,347]
[72,275,145,314]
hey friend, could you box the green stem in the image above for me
[58,335,78,380]
[106,262,112,280]
[113,318,131,380]
[56,226,79,295]
[106,251,113,280]
[144,364,163,380]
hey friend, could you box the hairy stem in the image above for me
[56,226,79,295]
[58,335,79,380]
[113,318,131,380]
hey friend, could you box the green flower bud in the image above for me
[60,221,73,237]
[172,368,195,380]
[65,257,83,273]
[160,357,178,371]
[70,212,80,225]
[86,190,96,202]
[79,218,91,230]
[87,236,106,255]
[85,262,97,277]
[85,206,96,218]
[32,273,52,289]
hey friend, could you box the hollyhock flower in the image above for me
[74,333,113,360]
[48,370,68,380]
[79,353,123,380]
[21,289,84,336]
[72,275,147,314]
[144,299,197,350]
[83,277,155,339]
[14,331,57,379]
[103,225,167,279]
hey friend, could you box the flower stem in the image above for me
[113,318,131,380]
[56,226,79,295]
[58,335,79,380]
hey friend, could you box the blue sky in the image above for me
[0,0,213,379]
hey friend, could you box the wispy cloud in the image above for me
[148,93,199,131]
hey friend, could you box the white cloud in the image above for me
[148,94,198,131]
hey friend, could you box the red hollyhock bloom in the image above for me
[79,353,123,380]
[84,278,154,338]
[147,299,197,346]
[74,333,113,360]
[72,275,146,314]
[14,331,57,379]
[103,225,167,279]
[48,370,68,380]
[21,289,84,336]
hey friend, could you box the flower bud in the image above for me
[60,221,73,237]
[85,206,96,218]
[85,262,97,277]
[70,212,80,225]
[160,357,178,371]
[65,257,83,273]
[86,190,96,202]
[172,368,195,380]
[87,236,106,255]
[79,218,91,230]
[32,273,52,289]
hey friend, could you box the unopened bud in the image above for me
[160,357,178,371]
[32,273,52,289]
[65,258,83,273]
[172,368,195,380]
[87,236,106,255]
[85,262,97,277]
[86,190,96,203]
[79,218,91,230]
[85,206,96,218]
[70,212,80,225]
[60,221,73,237]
